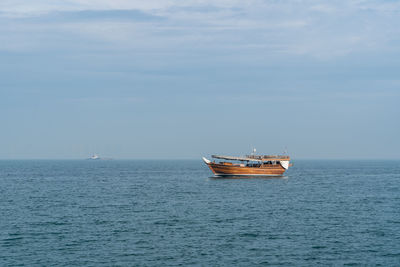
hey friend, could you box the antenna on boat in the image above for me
[252,148,256,155]
[283,147,288,155]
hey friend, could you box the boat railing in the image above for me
[246,155,290,160]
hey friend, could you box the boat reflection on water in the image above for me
[209,175,288,180]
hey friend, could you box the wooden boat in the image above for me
[202,154,291,177]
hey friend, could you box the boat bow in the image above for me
[202,157,211,164]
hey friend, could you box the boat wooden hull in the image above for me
[206,162,286,176]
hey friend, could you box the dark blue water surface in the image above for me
[1,160,400,266]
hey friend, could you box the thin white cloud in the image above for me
[2,0,397,17]
[1,0,400,58]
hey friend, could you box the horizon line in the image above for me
[0,158,399,161]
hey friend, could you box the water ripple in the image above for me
[0,160,399,266]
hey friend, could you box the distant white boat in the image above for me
[88,154,100,160]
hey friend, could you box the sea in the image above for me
[1,160,399,266]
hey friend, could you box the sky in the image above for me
[1,0,399,159]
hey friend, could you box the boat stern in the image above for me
[280,160,290,170]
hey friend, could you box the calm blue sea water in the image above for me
[1,160,399,266]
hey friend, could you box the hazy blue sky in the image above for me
[1,0,399,159]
